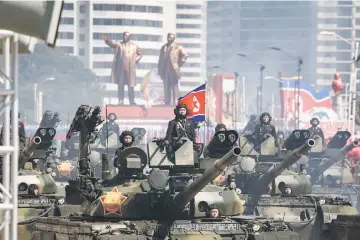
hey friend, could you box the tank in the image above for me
[3,127,63,240]
[30,145,301,239]
[329,214,360,240]
[215,130,359,240]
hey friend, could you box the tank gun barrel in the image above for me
[18,136,42,169]
[173,147,241,209]
[310,140,358,182]
[254,139,315,192]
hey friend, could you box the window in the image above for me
[93,33,162,42]
[336,63,351,72]
[181,72,201,77]
[60,17,74,25]
[176,14,202,19]
[138,63,157,69]
[180,81,202,87]
[337,18,352,28]
[183,62,201,68]
[63,3,74,10]
[58,32,74,39]
[176,33,201,39]
[337,40,351,50]
[93,18,162,28]
[188,53,201,58]
[356,19,360,25]
[80,5,86,13]
[93,47,159,55]
[79,34,85,42]
[93,4,163,13]
[338,1,353,6]
[93,61,112,68]
[176,23,201,29]
[181,43,201,48]
[176,4,202,10]
[336,52,352,61]
[317,62,336,69]
[79,48,85,56]
[337,7,352,16]
[79,19,85,27]
[58,46,74,54]
[356,31,360,38]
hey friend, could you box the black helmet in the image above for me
[260,112,272,123]
[107,113,117,121]
[310,117,319,126]
[215,123,226,132]
[174,103,189,116]
[119,130,134,144]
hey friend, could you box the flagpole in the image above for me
[204,78,209,146]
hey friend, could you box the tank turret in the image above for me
[309,140,359,184]
[18,135,42,169]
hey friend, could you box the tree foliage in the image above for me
[18,43,104,121]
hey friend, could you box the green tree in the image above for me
[18,43,104,122]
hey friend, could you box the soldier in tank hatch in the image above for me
[113,130,134,167]
[102,113,120,136]
[307,117,324,145]
[165,103,196,144]
[254,112,277,147]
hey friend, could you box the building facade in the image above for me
[206,1,318,114]
[316,0,360,87]
[57,0,206,103]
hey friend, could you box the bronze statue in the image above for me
[158,33,188,105]
[104,32,143,105]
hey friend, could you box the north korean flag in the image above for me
[178,83,206,123]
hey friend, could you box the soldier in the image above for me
[0,112,26,150]
[165,104,196,145]
[113,130,134,167]
[104,32,143,105]
[307,117,324,145]
[205,205,219,218]
[158,33,188,105]
[102,113,120,136]
[254,112,277,146]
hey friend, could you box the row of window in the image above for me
[93,62,158,69]
[176,14,202,19]
[92,47,201,58]
[93,4,162,13]
[58,46,74,54]
[60,17,74,25]
[318,40,351,50]
[176,23,202,29]
[58,32,74,39]
[318,51,352,61]
[93,33,162,42]
[317,62,351,72]
[93,18,162,28]
[176,4,202,10]
[176,33,201,39]
[63,3,73,10]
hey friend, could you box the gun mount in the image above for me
[39,110,61,129]
[309,139,358,184]
[64,105,104,204]
[19,127,57,169]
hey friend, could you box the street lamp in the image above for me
[269,47,303,129]
[265,76,290,130]
[237,53,265,114]
[34,77,55,123]
[319,31,358,136]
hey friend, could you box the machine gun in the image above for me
[39,110,61,129]
[310,140,359,184]
[65,105,104,204]
[18,127,57,169]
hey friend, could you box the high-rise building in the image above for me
[206,1,317,113]
[316,0,360,87]
[57,0,206,103]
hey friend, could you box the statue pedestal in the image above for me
[102,105,174,119]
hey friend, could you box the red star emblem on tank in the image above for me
[99,187,127,216]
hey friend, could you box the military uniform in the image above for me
[254,112,277,146]
[307,118,324,145]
